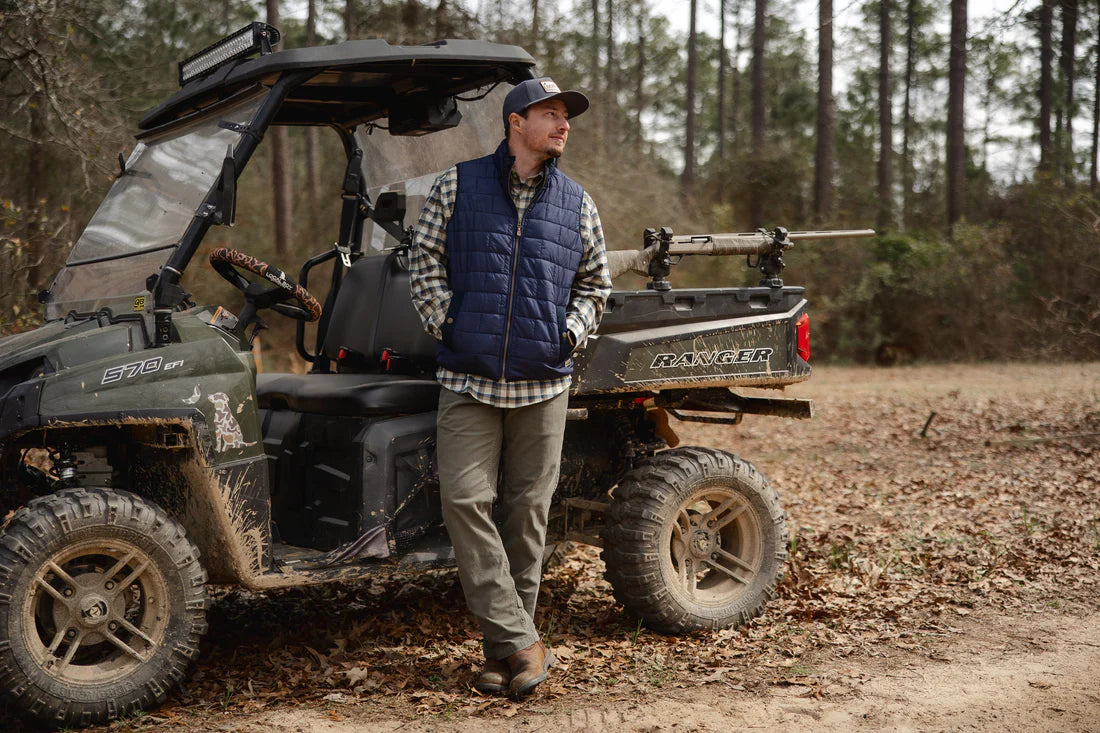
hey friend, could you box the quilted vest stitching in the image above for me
[437,140,584,381]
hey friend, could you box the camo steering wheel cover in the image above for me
[209,247,322,322]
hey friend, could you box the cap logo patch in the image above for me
[540,80,561,94]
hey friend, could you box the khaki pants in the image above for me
[436,387,569,660]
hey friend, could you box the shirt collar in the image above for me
[510,168,545,186]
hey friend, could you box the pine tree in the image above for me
[878,0,893,231]
[683,0,698,193]
[267,0,292,255]
[814,0,834,224]
[1059,0,1078,184]
[750,0,766,224]
[946,0,967,227]
[1038,0,1054,173]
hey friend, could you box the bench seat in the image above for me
[256,373,440,416]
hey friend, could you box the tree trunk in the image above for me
[683,0,698,194]
[982,57,993,170]
[814,0,834,225]
[306,0,318,47]
[531,0,540,52]
[305,0,321,231]
[440,0,452,36]
[401,0,421,41]
[946,0,967,228]
[590,0,601,92]
[901,0,916,229]
[634,0,646,153]
[590,0,602,148]
[434,0,449,37]
[751,0,766,153]
[267,0,293,255]
[345,0,357,40]
[605,0,617,145]
[877,0,893,231]
[731,1,743,154]
[1092,10,1099,191]
[1038,0,1053,173]
[1059,0,1078,185]
[718,0,728,162]
[750,0,766,224]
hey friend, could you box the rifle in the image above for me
[605,227,876,289]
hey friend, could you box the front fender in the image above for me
[0,380,44,444]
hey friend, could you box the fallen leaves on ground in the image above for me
[52,365,1100,730]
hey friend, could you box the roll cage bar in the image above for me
[145,37,536,347]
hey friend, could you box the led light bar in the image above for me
[178,22,281,86]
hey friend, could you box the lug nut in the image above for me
[66,629,76,638]
[62,588,74,597]
[104,581,115,590]
[108,621,118,631]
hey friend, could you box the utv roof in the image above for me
[139,38,537,131]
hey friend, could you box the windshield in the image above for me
[360,84,509,251]
[46,90,266,320]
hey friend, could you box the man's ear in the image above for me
[509,112,524,137]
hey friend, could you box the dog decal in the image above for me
[208,392,255,452]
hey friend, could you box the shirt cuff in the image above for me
[566,314,585,348]
[425,300,450,341]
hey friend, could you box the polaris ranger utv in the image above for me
[0,24,869,727]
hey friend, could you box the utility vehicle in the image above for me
[0,24,868,727]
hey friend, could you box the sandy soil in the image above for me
[225,607,1100,732]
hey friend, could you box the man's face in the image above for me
[511,99,571,159]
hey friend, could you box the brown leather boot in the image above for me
[473,657,510,695]
[506,641,555,699]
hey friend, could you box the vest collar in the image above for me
[492,138,560,184]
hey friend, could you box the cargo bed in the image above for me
[572,286,811,394]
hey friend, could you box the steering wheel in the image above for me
[209,247,321,322]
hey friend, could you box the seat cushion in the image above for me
[257,373,440,416]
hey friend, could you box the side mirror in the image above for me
[372,191,407,242]
[212,146,237,226]
[373,191,406,225]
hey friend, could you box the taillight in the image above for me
[796,313,810,362]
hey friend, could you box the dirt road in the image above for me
[6,364,1097,732]
[226,607,1100,732]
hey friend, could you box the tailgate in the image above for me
[571,286,810,394]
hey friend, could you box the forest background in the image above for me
[1,0,1098,367]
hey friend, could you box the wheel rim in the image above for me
[663,485,764,607]
[21,538,170,685]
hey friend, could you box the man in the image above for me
[409,77,611,699]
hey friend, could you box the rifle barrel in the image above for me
[604,228,876,279]
[668,229,876,256]
[786,229,877,240]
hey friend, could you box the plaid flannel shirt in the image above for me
[409,164,611,408]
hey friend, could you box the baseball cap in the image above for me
[502,78,590,125]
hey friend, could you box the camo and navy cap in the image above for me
[502,77,589,124]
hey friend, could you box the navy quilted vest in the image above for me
[437,140,584,381]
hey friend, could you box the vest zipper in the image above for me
[500,179,546,379]
[499,218,523,380]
